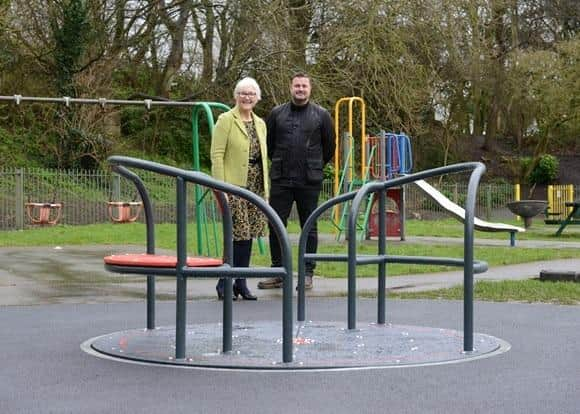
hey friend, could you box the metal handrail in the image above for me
[107,156,294,363]
[297,162,488,352]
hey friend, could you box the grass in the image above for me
[1,219,578,305]
[309,243,579,278]
[394,218,580,241]
[3,218,578,247]
[383,279,580,305]
[1,220,578,278]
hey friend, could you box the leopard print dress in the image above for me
[229,120,267,241]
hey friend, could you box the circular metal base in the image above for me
[85,321,510,370]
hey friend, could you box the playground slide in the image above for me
[414,179,525,233]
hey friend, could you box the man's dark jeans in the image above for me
[268,185,320,275]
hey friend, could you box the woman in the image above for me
[210,77,269,300]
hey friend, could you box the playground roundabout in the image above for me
[83,320,510,370]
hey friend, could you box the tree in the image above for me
[0,0,577,171]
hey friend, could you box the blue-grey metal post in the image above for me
[139,177,156,331]
[221,192,233,353]
[222,278,233,353]
[347,189,368,329]
[113,165,156,330]
[175,177,187,359]
[377,187,386,324]
[399,185,406,241]
[297,192,354,322]
[210,190,233,353]
[280,227,293,362]
[463,165,484,351]
[256,189,292,361]
[347,215,357,329]
[297,237,306,322]
[377,135,387,324]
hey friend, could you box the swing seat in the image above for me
[25,202,63,225]
[107,201,143,223]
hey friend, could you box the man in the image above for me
[257,72,335,290]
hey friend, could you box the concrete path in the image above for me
[0,237,578,305]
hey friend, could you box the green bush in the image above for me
[526,154,559,185]
[0,126,45,168]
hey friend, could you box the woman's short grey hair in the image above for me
[233,77,261,101]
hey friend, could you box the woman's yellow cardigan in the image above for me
[210,105,269,198]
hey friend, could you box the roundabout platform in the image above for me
[85,321,509,370]
[1,299,578,413]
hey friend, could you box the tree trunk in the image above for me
[286,0,313,68]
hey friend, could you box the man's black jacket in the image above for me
[266,101,335,188]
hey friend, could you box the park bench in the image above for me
[102,156,294,362]
[544,201,580,236]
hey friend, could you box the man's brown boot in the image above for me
[257,276,283,289]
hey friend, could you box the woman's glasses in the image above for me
[237,91,257,98]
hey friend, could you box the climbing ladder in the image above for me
[331,96,413,241]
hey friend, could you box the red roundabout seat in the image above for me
[104,253,222,268]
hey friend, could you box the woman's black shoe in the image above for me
[233,280,257,301]
[216,279,237,301]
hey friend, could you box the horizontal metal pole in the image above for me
[304,253,488,273]
[180,267,288,278]
[0,95,224,109]
[105,264,289,278]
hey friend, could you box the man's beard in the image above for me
[292,96,309,106]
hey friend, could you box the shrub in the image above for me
[526,154,559,185]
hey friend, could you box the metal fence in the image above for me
[0,167,185,230]
[1,167,577,231]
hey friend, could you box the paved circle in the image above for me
[86,321,510,370]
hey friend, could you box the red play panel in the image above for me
[104,253,222,268]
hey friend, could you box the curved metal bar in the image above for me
[107,156,293,363]
[110,165,156,330]
[350,162,484,346]
[297,191,358,321]
[464,163,486,351]
[347,182,374,328]
[297,161,487,351]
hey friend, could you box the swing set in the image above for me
[0,94,234,256]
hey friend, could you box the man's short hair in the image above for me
[291,72,311,83]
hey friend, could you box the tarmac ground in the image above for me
[1,299,578,413]
[0,239,578,413]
